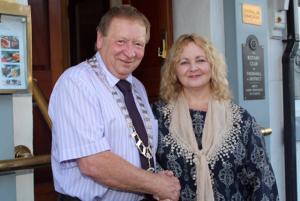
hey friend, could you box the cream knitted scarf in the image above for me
[169,93,232,201]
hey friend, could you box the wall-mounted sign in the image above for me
[242,35,265,100]
[242,3,262,26]
[0,2,32,94]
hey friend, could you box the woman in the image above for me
[152,34,279,201]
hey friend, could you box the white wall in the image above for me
[172,0,225,54]
[267,39,285,201]
[13,94,33,201]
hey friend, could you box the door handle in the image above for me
[158,31,168,59]
[15,145,33,158]
[261,128,272,136]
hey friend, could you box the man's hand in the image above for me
[78,151,180,200]
[152,170,180,201]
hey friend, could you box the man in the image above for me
[48,5,180,201]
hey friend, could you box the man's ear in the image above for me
[96,32,103,50]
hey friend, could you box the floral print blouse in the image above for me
[152,100,279,201]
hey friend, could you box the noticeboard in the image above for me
[0,2,32,94]
[242,35,265,100]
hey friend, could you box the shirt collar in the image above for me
[95,52,133,88]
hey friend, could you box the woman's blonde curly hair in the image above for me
[160,33,232,102]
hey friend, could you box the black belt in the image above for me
[58,193,81,201]
[58,192,155,201]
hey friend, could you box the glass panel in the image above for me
[0,14,28,92]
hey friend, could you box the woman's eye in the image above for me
[196,59,204,63]
[180,61,189,65]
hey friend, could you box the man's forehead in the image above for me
[106,18,146,40]
[108,17,145,30]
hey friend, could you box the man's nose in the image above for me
[124,43,136,58]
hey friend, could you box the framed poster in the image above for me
[0,2,32,93]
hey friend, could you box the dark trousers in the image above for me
[58,193,81,201]
[141,194,156,201]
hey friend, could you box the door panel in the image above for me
[28,0,61,200]
[69,0,110,65]
[126,0,173,102]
